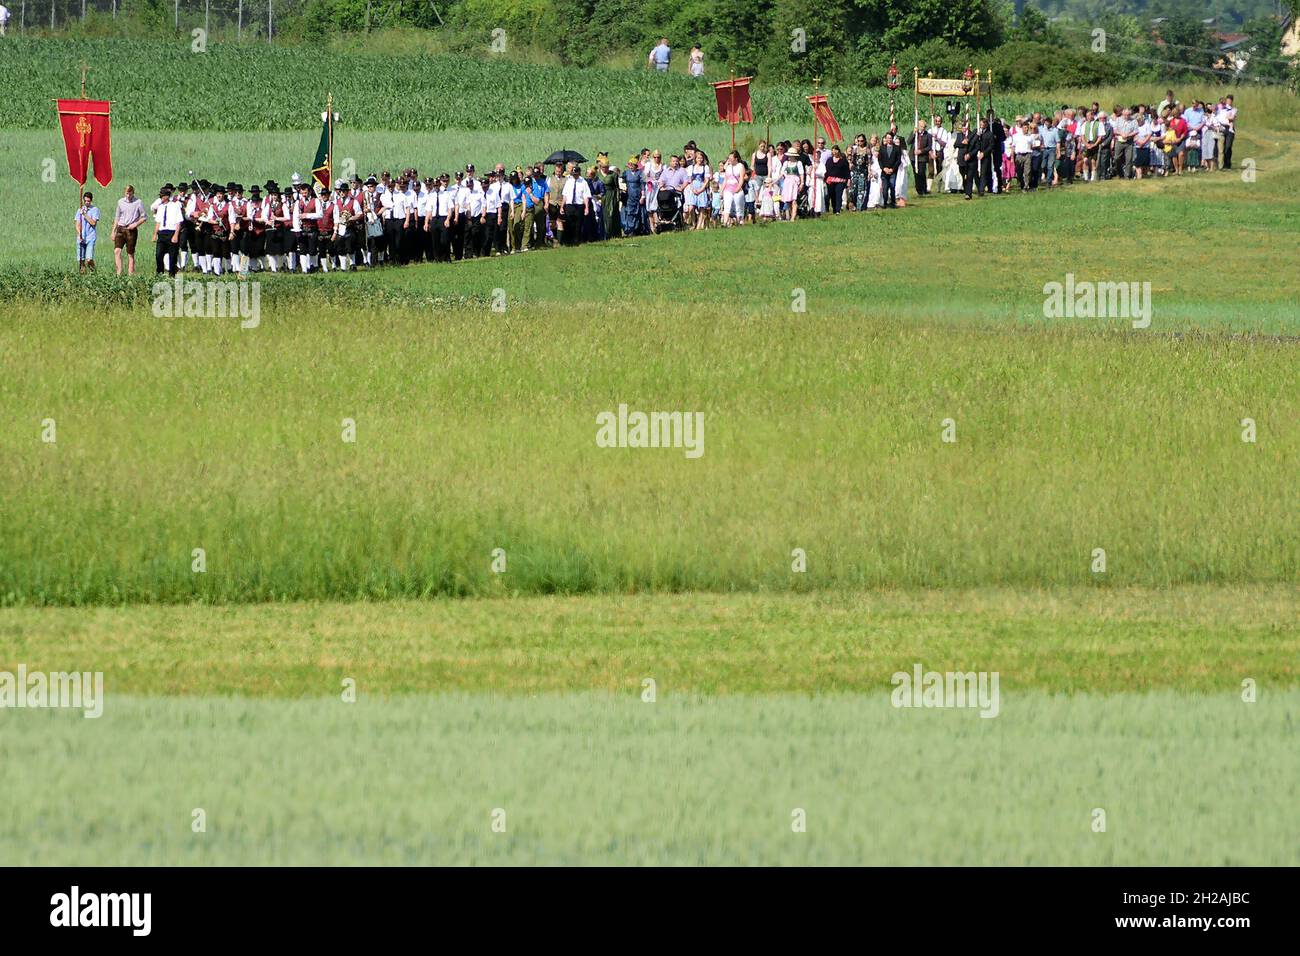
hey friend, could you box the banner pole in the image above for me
[913,68,920,183]
[327,92,334,187]
[730,71,736,152]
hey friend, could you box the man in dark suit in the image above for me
[878,134,902,208]
[987,111,1006,193]
[972,118,995,197]
[954,124,975,199]
[906,121,932,196]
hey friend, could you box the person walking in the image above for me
[648,37,671,72]
[560,164,590,246]
[153,184,183,275]
[688,44,704,78]
[597,153,621,239]
[112,184,146,275]
[75,192,100,273]
[878,134,902,208]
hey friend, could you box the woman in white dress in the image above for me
[804,142,826,215]
[642,150,664,232]
[894,149,910,205]
[941,141,963,192]
[867,136,883,209]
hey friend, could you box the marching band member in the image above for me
[361,176,382,267]
[331,179,363,271]
[315,184,334,272]
[207,183,229,275]
[293,182,322,273]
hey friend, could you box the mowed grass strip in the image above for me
[2,307,1297,604]
[1,588,1295,695]
[1,690,1295,865]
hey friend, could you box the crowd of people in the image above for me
[77,88,1238,277]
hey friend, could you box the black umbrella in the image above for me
[543,149,586,166]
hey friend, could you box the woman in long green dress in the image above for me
[597,154,621,239]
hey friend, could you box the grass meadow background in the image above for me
[2,38,1298,864]
[3,307,1298,604]
[3,690,1297,865]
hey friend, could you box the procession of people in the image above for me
[87,89,1238,277]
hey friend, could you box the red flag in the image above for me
[806,94,843,144]
[711,77,753,124]
[57,99,113,188]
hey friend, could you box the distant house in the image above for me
[1283,14,1299,59]
[1211,33,1251,72]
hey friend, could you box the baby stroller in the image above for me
[655,189,685,232]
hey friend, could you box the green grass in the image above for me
[5,286,1299,606]
[2,588,1296,695]
[2,40,1297,865]
[3,303,1298,604]
[2,690,1295,865]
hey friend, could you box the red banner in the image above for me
[57,99,113,188]
[711,77,753,124]
[806,94,843,144]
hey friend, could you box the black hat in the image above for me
[226,181,237,192]
[233,183,245,193]
[264,180,277,192]
[249,185,262,196]
[199,179,212,191]
[213,183,227,194]
[365,175,378,185]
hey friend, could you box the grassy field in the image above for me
[3,304,1298,604]
[2,689,1296,865]
[2,588,1296,864]
[2,36,1297,864]
[3,588,1297,695]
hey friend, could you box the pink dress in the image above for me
[780,160,801,203]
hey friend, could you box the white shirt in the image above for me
[1011,129,1033,154]
[156,199,183,232]
[485,182,508,213]
[562,177,591,205]
[464,184,485,218]
[416,191,431,218]
[435,187,455,218]
[1216,105,1236,131]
